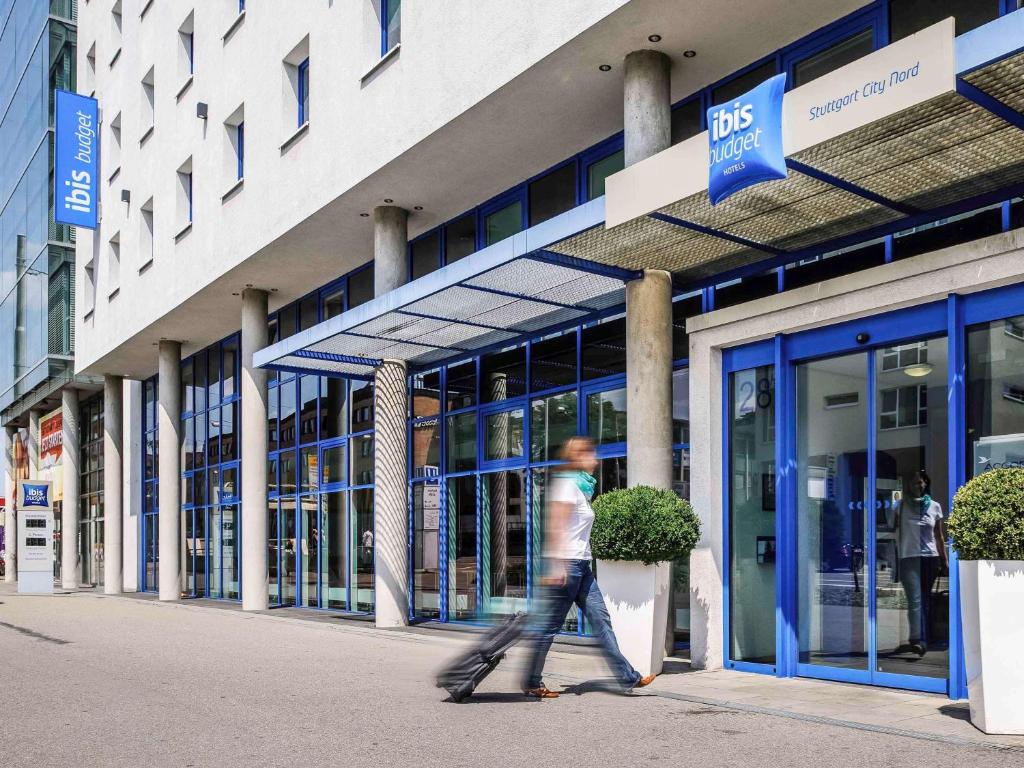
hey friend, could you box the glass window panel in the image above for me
[209,507,224,599]
[413,419,441,477]
[482,470,527,617]
[587,388,627,445]
[223,505,239,599]
[194,412,206,468]
[348,267,374,309]
[530,391,577,462]
[673,368,690,445]
[672,447,691,501]
[278,305,296,340]
[207,409,221,466]
[530,332,577,391]
[671,98,702,145]
[209,466,222,504]
[412,370,441,418]
[268,385,279,452]
[484,201,522,246]
[713,60,777,106]
[448,475,477,620]
[874,338,949,678]
[446,412,476,472]
[597,456,627,494]
[279,380,297,447]
[966,315,1024,479]
[322,491,348,609]
[320,376,348,438]
[208,346,221,408]
[484,408,525,462]
[351,380,374,433]
[889,0,998,42]
[268,456,279,496]
[413,482,442,618]
[300,495,318,607]
[481,346,526,402]
[194,350,207,413]
[322,444,347,487]
[221,402,237,462]
[581,317,626,380]
[444,212,476,264]
[672,294,702,361]
[351,434,374,486]
[280,501,297,606]
[528,164,576,227]
[301,446,318,492]
[792,28,875,88]
[322,286,345,319]
[352,489,375,612]
[181,358,194,414]
[587,150,624,201]
[729,365,776,664]
[299,375,318,445]
[183,417,195,471]
[411,231,441,280]
[279,451,297,496]
[446,361,476,410]
[268,502,280,604]
[222,465,238,502]
[299,294,318,330]
[222,337,238,399]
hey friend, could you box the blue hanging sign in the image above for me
[707,73,787,205]
[54,89,100,229]
[19,482,50,509]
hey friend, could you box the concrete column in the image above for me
[625,271,674,489]
[3,426,15,583]
[103,375,124,593]
[623,50,671,167]
[27,409,41,479]
[61,389,80,590]
[373,205,409,296]
[373,359,409,627]
[241,288,269,611]
[122,379,143,592]
[158,340,182,601]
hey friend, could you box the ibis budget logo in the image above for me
[23,484,49,508]
[707,73,787,205]
[54,90,99,230]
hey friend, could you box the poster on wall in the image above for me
[39,409,64,503]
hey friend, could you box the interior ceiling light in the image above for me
[648,34,662,43]
[414,205,423,211]
[360,212,369,217]
[683,50,697,58]
[599,64,612,72]
[384,198,394,204]
[904,363,934,378]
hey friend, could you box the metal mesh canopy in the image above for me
[548,29,1024,284]
[254,200,637,377]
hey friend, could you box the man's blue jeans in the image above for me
[523,559,641,690]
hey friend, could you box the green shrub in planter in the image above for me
[949,468,1024,561]
[591,486,700,565]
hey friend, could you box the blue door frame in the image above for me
[723,283,1024,698]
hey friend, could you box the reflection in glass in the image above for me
[352,489,375,612]
[300,446,318,492]
[320,376,347,439]
[209,507,224,598]
[413,419,441,477]
[481,348,526,402]
[351,435,374,486]
[672,368,690,445]
[531,332,578,391]
[223,505,239,599]
[587,388,627,445]
[530,392,577,462]
[581,318,626,379]
[413,482,442,618]
[445,212,476,264]
[448,475,477,620]
[797,354,867,670]
[446,412,476,472]
[300,496,318,607]
[482,471,527,617]
[351,380,374,432]
[321,491,347,609]
[484,408,524,461]
[267,385,279,451]
[793,28,874,87]
[875,338,949,678]
[728,366,775,664]
[268,502,280,604]
[587,150,624,200]
[279,380,296,447]
[281,503,297,606]
[412,370,441,418]
[966,316,1024,478]
[484,201,522,246]
[322,444,346,487]
[299,375,318,444]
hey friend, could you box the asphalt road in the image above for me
[0,591,1017,768]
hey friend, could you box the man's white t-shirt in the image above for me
[899,498,944,559]
[545,475,595,560]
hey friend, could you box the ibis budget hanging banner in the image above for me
[707,73,787,205]
[54,89,100,229]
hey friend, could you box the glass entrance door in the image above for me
[794,337,949,689]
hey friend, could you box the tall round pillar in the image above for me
[373,205,409,296]
[103,375,124,593]
[158,340,182,601]
[373,359,409,627]
[61,389,80,589]
[623,50,671,167]
[3,426,15,583]
[241,288,269,611]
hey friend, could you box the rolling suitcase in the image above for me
[436,612,529,702]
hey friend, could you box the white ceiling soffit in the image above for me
[550,15,1024,282]
[253,199,638,377]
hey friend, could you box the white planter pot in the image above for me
[596,559,671,677]
[959,559,1024,735]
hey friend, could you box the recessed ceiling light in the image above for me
[231,292,240,296]
[648,34,662,43]
[599,64,612,72]
[414,205,423,211]
[383,198,394,204]
[683,50,697,58]
[360,212,369,217]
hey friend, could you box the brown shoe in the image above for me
[634,674,657,689]
[523,687,560,699]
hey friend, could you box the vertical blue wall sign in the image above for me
[707,73,788,205]
[54,89,100,230]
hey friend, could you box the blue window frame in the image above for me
[381,0,401,55]
[140,375,160,593]
[236,122,244,180]
[297,58,309,125]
